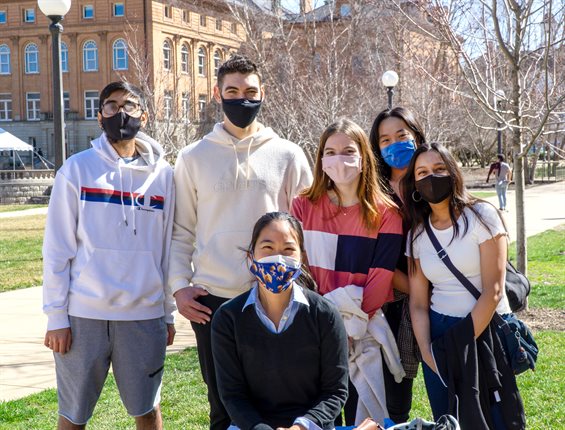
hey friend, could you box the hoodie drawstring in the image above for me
[232,143,239,191]
[129,169,137,235]
[246,138,254,189]
[118,160,137,236]
[118,163,128,227]
[232,137,255,190]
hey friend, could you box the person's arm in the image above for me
[470,233,506,338]
[167,149,211,323]
[43,170,79,354]
[362,208,404,314]
[392,269,409,294]
[486,163,495,182]
[161,167,176,345]
[408,257,435,372]
[301,305,349,427]
[211,307,275,430]
[285,148,313,207]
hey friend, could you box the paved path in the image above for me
[0,181,563,402]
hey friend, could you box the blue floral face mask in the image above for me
[381,139,416,169]
[249,255,302,294]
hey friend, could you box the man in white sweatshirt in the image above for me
[43,82,176,430]
[168,55,312,429]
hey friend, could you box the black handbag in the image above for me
[505,260,530,312]
[424,219,538,375]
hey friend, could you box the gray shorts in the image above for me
[54,316,167,425]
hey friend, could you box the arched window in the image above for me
[61,42,68,72]
[213,50,222,77]
[198,47,206,76]
[25,43,39,74]
[0,45,10,74]
[181,44,189,74]
[83,40,98,72]
[163,40,171,70]
[112,39,128,70]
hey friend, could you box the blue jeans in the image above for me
[423,309,507,429]
[495,180,509,210]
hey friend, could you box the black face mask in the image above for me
[101,112,142,142]
[415,174,453,204]
[221,97,262,129]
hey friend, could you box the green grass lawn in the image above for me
[0,215,45,293]
[509,226,565,308]
[1,332,563,429]
[470,190,497,199]
[0,204,47,213]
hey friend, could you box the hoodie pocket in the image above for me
[75,248,163,307]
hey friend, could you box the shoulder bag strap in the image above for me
[423,218,507,330]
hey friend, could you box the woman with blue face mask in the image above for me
[211,212,349,430]
[367,107,426,424]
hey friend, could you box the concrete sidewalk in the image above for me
[0,181,563,402]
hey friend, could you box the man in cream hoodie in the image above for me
[168,55,312,429]
[43,82,175,430]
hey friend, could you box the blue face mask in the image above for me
[249,255,302,294]
[381,139,416,169]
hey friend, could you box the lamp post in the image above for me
[38,0,71,172]
[495,89,505,155]
[381,70,399,110]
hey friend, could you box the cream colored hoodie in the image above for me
[168,123,313,298]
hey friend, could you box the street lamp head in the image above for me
[38,0,71,18]
[381,70,399,88]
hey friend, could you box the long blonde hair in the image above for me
[301,118,397,231]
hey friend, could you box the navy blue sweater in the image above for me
[211,288,349,430]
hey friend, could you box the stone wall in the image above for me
[0,179,54,204]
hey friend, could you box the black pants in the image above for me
[190,293,230,430]
[383,298,414,424]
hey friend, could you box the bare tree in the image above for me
[396,0,565,274]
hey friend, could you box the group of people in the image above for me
[42,54,525,430]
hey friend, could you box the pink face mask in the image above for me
[322,155,362,185]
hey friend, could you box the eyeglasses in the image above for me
[101,101,142,117]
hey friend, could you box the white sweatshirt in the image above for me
[168,122,313,298]
[42,132,176,331]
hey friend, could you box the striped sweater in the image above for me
[291,194,403,316]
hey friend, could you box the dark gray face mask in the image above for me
[415,174,453,204]
[221,97,262,128]
[101,112,141,142]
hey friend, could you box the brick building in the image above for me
[0,0,246,160]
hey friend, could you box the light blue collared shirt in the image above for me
[226,285,328,430]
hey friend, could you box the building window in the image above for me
[181,44,189,74]
[0,11,6,24]
[61,42,68,72]
[0,45,10,74]
[113,3,125,17]
[83,40,98,72]
[340,4,351,17]
[26,93,40,121]
[198,47,206,76]
[0,94,12,121]
[23,8,35,23]
[112,39,128,70]
[198,95,206,121]
[231,22,237,33]
[214,50,222,77]
[25,43,39,74]
[84,91,99,119]
[182,92,190,121]
[83,5,94,19]
[200,14,206,26]
[164,5,172,19]
[163,40,171,70]
[182,10,189,23]
[164,91,173,119]
[216,19,222,31]
[63,92,70,114]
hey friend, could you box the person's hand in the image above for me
[277,425,306,430]
[422,346,438,374]
[174,286,211,324]
[354,418,383,429]
[166,324,176,346]
[44,328,72,355]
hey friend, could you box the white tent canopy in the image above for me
[0,128,34,151]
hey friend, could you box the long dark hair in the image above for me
[402,143,502,271]
[245,212,317,291]
[369,107,426,184]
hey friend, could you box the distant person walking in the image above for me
[42,81,176,430]
[486,154,512,211]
